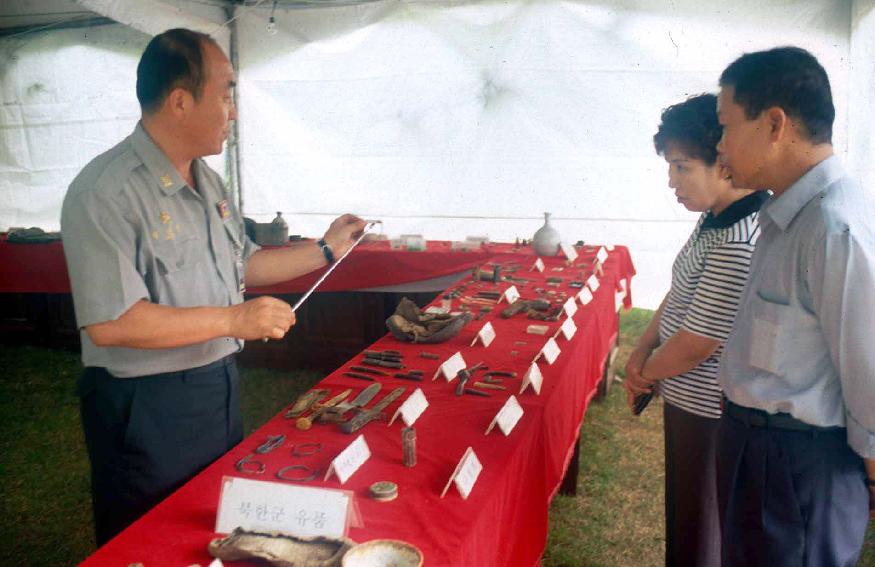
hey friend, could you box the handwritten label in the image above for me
[531,258,545,272]
[559,317,577,340]
[586,274,600,292]
[216,476,351,537]
[486,395,525,436]
[563,297,578,318]
[325,435,370,485]
[390,388,429,427]
[559,242,579,263]
[470,321,496,347]
[502,285,521,305]
[538,337,561,365]
[520,362,544,395]
[596,246,609,264]
[433,351,467,381]
[441,447,483,500]
[578,287,593,305]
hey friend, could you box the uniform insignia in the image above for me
[160,211,171,225]
[217,199,231,219]
[160,174,173,187]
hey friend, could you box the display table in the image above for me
[0,237,494,294]
[80,245,634,567]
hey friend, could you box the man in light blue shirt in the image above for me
[715,47,874,567]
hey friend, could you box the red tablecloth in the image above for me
[0,238,494,294]
[80,245,634,567]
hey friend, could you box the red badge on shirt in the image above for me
[216,200,231,219]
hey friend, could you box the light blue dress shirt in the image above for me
[718,155,875,459]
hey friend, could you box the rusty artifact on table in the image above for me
[386,297,472,344]
[343,371,376,382]
[208,527,354,567]
[295,388,353,430]
[319,383,382,424]
[283,388,329,419]
[340,386,406,433]
[402,427,417,467]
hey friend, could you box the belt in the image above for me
[725,400,844,434]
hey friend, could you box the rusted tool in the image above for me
[319,383,382,423]
[463,388,490,397]
[473,381,506,391]
[295,388,353,430]
[349,366,388,376]
[283,388,329,419]
[362,358,405,370]
[340,386,407,433]
[343,371,376,382]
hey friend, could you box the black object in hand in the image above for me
[633,391,653,415]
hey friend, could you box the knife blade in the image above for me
[283,388,329,419]
[340,386,407,434]
[295,388,352,430]
[319,382,382,423]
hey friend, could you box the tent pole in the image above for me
[226,5,244,212]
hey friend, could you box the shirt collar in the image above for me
[701,191,769,230]
[130,122,187,196]
[762,154,844,232]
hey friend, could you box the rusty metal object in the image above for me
[319,383,382,423]
[362,358,405,370]
[340,386,407,434]
[402,427,417,467]
[473,381,506,390]
[291,442,323,457]
[393,372,424,382]
[343,371,376,382]
[295,388,353,430]
[349,366,388,376]
[276,465,320,482]
[419,352,440,360]
[255,435,285,454]
[463,388,490,397]
[283,389,329,419]
[235,454,265,474]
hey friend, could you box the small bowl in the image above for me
[341,539,423,567]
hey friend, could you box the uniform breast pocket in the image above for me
[154,236,205,275]
[749,290,819,377]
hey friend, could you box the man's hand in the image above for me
[323,214,368,257]
[624,346,654,412]
[228,296,295,341]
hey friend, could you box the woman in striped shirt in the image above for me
[623,93,767,567]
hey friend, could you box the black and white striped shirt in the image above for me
[658,192,767,419]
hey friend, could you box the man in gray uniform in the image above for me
[60,28,366,545]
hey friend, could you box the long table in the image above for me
[80,244,635,566]
[0,237,494,294]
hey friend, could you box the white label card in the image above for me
[520,362,544,395]
[216,476,351,537]
[596,246,609,264]
[502,285,521,305]
[563,297,578,318]
[559,242,579,263]
[538,337,561,365]
[587,274,600,292]
[325,435,370,485]
[559,317,577,340]
[390,388,429,427]
[441,447,483,500]
[578,287,594,305]
[486,395,525,436]
[531,258,545,272]
[433,351,467,381]
[470,321,496,347]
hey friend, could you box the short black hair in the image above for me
[719,46,834,144]
[136,28,217,114]
[653,93,721,166]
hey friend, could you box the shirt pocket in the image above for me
[749,290,819,377]
[153,236,205,276]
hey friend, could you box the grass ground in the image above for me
[1,309,872,565]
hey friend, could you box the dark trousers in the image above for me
[78,355,243,546]
[716,403,868,567]
[664,402,721,567]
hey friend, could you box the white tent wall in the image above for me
[0,0,867,309]
[235,0,854,308]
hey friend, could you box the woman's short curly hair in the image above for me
[653,93,721,165]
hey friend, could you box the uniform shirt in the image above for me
[718,156,875,459]
[658,192,766,419]
[61,123,260,378]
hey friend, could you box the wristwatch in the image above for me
[317,238,335,264]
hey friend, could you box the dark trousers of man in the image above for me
[664,402,721,567]
[717,401,869,567]
[78,355,243,546]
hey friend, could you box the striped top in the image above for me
[658,192,767,419]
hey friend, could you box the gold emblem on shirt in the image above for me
[160,211,171,225]
[160,175,173,187]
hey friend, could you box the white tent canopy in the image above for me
[2,0,873,308]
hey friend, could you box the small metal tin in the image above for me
[370,481,398,502]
